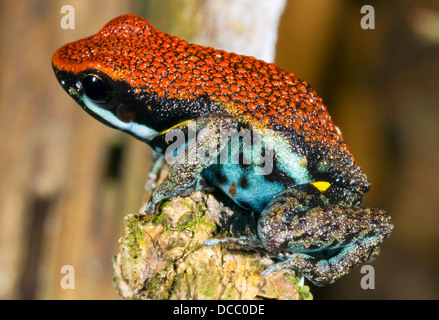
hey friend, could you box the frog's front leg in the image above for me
[144,115,238,214]
[257,184,393,286]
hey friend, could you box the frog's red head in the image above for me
[52,14,161,84]
[51,14,190,142]
[52,14,218,143]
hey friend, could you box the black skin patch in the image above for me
[215,171,228,186]
[239,175,249,190]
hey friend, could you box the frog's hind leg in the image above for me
[205,184,393,286]
[260,228,387,286]
[257,186,393,286]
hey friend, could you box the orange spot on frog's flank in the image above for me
[228,182,237,199]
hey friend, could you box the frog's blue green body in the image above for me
[204,163,284,213]
[52,15,393,286]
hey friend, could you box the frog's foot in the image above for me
[259,207,393,286]
[142,160,206,215]
[143,177,213,215]
[257,184,394,286]
[143,200,158,215]
[143,177,212,215]
[260,244,370,286]
[145,153,166,190]
[204,236,265,252]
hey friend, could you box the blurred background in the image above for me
[1,0,438,299]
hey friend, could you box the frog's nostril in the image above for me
[52,65,66,82]
[52,66,60,78]
[52,67,67,88]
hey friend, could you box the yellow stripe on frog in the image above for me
[159,119,192,135]
[310,181,331,192]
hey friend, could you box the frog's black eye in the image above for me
[81,73,113,104]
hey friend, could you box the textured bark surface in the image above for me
[113,188,311,300]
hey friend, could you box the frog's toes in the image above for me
[204,236,265,251]
[143,201,158,215]
[260,257,294,276]
[260,267,274,277]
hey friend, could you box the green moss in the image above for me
[297,285,313,300]
[175,215,217,232]
[293,276,313,300]
[159,197,217,232]
[150,211,166,225]
[123,217,146,262]
[197,201,206,213]
[197,278,217,298]
[146,276,170,299]
[159,199,172,211]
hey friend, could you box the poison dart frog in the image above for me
[52,14,393,286]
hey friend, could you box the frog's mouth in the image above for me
[52,65,159,143]
[81,94,159,142]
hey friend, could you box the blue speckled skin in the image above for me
[204,163,285,213]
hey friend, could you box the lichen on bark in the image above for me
[113,189,310,300]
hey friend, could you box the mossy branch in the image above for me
[113,185,312,299]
